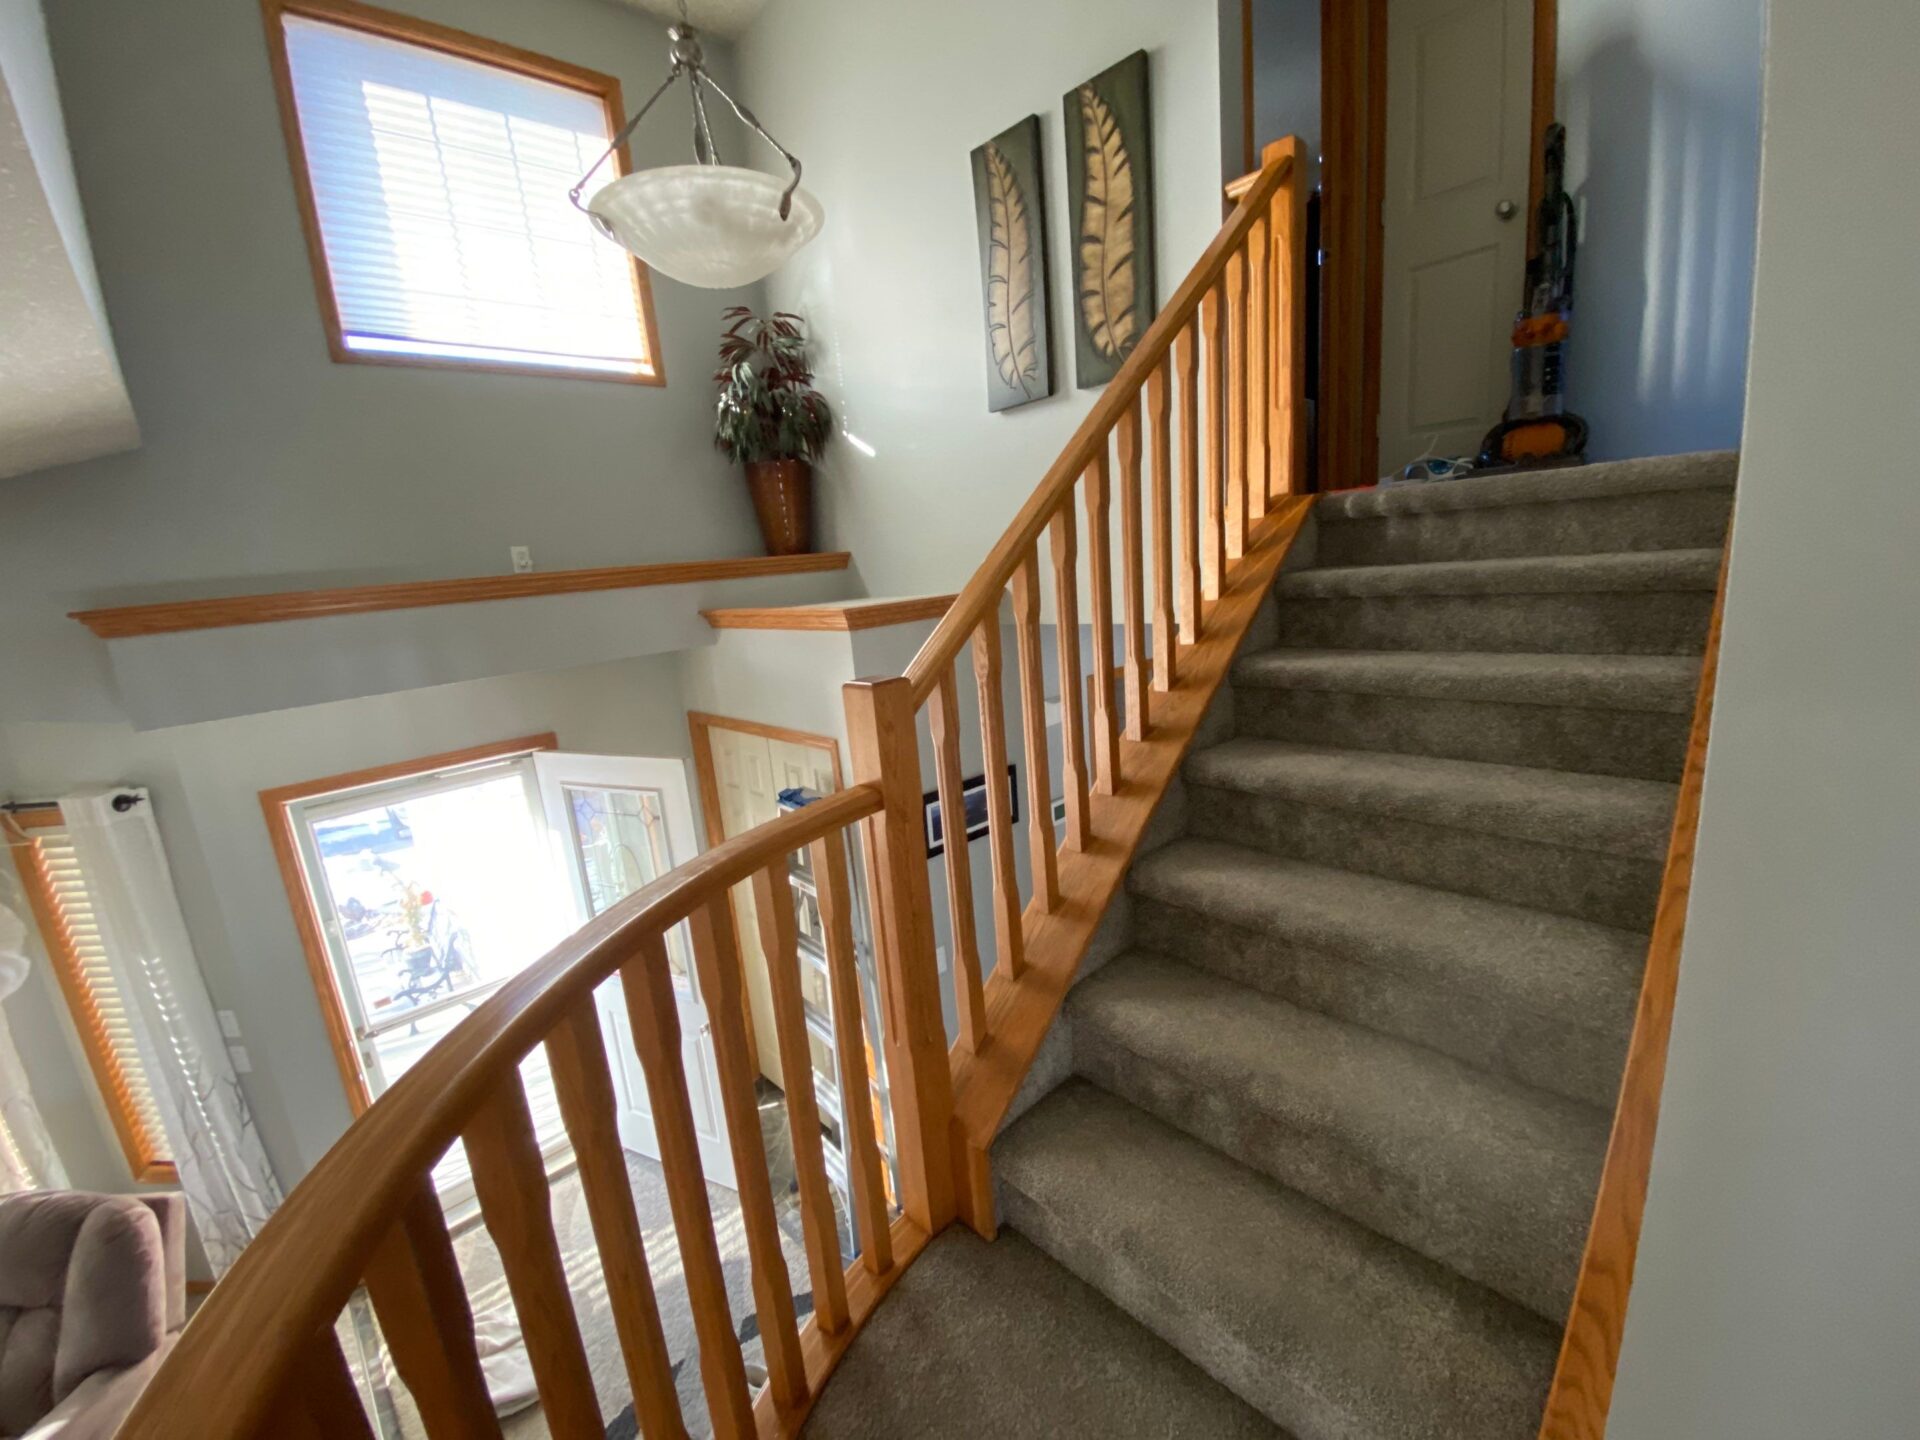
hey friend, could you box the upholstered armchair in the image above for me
[0,1191,188,1440]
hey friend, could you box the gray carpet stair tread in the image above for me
[1232,647,1699,714]
[1275,547,1722,600]
[1186,738,1676,861]
[1129,839,1646,1025]
[1316,450,1736,522]
[995,1079,1560,1439]
[1070,951,1607,1319]
[801,1226,1286,1439]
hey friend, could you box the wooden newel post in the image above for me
[1264,135,1309,500]
[842,675,957,1235]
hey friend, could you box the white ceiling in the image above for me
[0,44,138,482]
[610,0,769,41]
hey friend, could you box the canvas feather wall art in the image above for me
[1065,51,1156,388]
[971,116,1053,411]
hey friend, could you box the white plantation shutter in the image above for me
[29,826,171,1174]
[280,14,654,375]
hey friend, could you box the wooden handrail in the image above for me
[902,147,1298,707]
[120,784,880,1440]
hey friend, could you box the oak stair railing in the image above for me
[117,136,1311,1440]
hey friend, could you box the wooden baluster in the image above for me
[269,1328,373,1440]
[686,898,808,1414]
[968,618,1024,979]
[1048,500,1091,850]
[1176,323,1202,643]
[1201,282,1226,601]
[1247,215,1270,519]
[1009,549,1059,913]
[751,862,851,1336]
[464,1074,603,1439]
[1083,447,1121,792]
[809,833,893,1275]
[842,676,958,1236]
[1225,246,1249,562]
[546,997,687,1440]
[365,1181,503,1440]
[1117,392,1149,741]
[928,670,990,1042]
[620,938,755,1438]
[1148,355,1177,691]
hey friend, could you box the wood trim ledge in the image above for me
[701,596,955,633]
[72,553,853,639]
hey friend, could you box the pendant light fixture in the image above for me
[570,9,822,289]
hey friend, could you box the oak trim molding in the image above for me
[71,552,854,638]
[1537,549,1730,1439]
[700,595,956,633]
[258,732,559,1116]
[257,0,666,386]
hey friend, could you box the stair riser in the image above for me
[1072,1025,1589,1322]
[1233,685,1692,782]
[1130,895,1630,1109]
[994,1179,1365,1440]
[1187,785,1663,930]
[1272,590,1715,654]
[1315,488,1733,567]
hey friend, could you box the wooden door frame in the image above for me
[685,711,845,1069]
[1314,0,1557,490]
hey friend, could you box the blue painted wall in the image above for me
[1558,0,1766,460]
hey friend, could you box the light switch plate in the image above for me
[216,1009,243,1039]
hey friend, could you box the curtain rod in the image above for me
[0,795,145,814]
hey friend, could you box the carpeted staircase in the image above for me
[805,452,1735,1440]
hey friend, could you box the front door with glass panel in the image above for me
[534,752,733,1188]
[288,747,732,1203]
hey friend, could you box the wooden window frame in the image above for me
[259,0,667,386]
[5,808,177,1185]
[260,733,558,1115]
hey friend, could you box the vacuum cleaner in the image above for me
[1478,123,1589,470]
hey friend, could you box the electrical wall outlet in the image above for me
[227,1045,253,1074]
[216,1009,243,1040]
[510,545,533,573]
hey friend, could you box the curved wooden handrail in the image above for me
[902,146,1298,708]
[119,783,881,1440]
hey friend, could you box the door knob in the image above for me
[1495,199,1519,221]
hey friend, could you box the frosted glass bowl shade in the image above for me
[588,165,824,289]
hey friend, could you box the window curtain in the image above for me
[58,789,282,1271]
[0,896,67,1195]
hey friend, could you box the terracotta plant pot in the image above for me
[744,458,814,556]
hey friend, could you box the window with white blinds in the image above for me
[19,824,174,1182]
[275,8,657,378]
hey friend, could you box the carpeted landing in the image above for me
[802,452,1736,1440]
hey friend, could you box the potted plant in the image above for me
[713,306,832,556]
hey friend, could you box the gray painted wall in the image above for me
[1606,1,1920,1432]
[3,654,703,1191]
[1558,0,1764,461]
[736,0,1223,603]
[1,0,764,723]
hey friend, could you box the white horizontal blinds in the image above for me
[281,15,652,375]
[34,827,171,1167]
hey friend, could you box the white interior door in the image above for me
[1378,0,1535,475]
[533,752,734,1190]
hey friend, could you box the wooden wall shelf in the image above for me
[72,553,853,639]
[701,596,955,633]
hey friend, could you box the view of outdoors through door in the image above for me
[290,749,734,1204]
